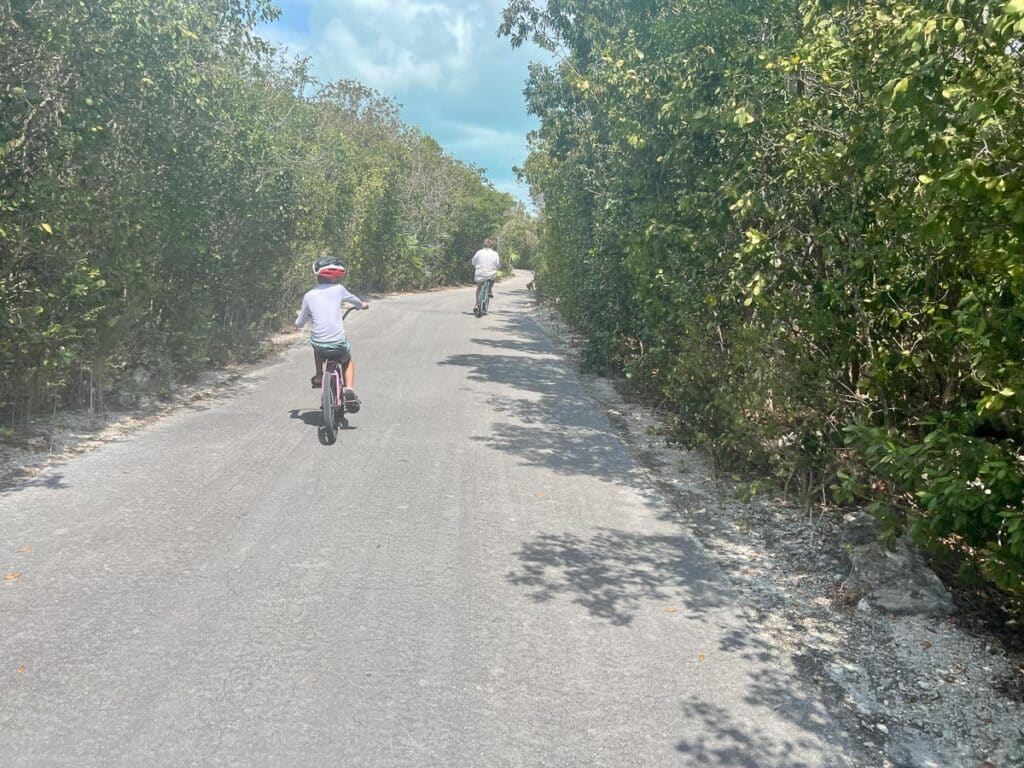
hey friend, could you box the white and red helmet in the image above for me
[313,256,347,280]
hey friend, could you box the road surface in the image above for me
[1,272,849,766]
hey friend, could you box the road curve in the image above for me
[1,271,850,767]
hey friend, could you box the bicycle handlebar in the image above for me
[342,303,369,319]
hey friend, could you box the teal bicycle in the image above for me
[473,278,493,318]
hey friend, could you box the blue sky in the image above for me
[261,0,549,204]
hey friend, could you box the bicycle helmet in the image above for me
[313,256,347,281]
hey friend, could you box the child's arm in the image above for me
[295,296,311,328]
[338,285,369,309]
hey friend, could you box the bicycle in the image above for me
[473,278,493,318]
[319,305,364,445]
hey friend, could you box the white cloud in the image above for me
[307,0,477,93]
[264,1,550,194]
[259,24,309,60]
[350,0,451,19]
[316,18,445,90]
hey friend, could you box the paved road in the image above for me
[1,272,849,766]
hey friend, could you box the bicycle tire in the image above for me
[476,281,490,316]
[321,371,337,444]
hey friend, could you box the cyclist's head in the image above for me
[484,238,494,248]
[313,256,346,283]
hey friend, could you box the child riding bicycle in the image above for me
[295,256,369,410]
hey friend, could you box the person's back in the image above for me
[472,245,500,281]
[298,282,357,345]
[471,238,500,310]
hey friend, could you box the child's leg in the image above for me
[342,357,356,390]
[311,348,324,386]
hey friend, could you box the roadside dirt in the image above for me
[0,329,305,490]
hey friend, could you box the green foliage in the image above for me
[504,0,1024,608]
[498,204,539,270]
[1,0,522,419]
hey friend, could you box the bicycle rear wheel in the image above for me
[481,284,490,314]
[321,372,337,444]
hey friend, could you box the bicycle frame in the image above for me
[325,361,344,408]
[475,278,493,317]
[318,304,362,444]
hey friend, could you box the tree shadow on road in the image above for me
[506,522,850,765]
[671,626,854,767]
[673,694,841,768]
[507,527,731,626]
[440,316,647,490]
[442,306,857,766]
[469,335,554,355]
[0,471,70,494]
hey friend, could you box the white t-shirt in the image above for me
[295,282,365,343]
[471,248,500,281]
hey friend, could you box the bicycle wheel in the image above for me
[321,371,337,444]
[481,283,490,314]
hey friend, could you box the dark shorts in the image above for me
[312,339,351,363]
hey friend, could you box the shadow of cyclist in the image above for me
[288,408,357,439]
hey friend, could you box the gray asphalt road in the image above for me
[1,272,849,767]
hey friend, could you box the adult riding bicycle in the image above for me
[471,238,500,317]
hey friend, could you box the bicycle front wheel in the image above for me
[321,373,337,444]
